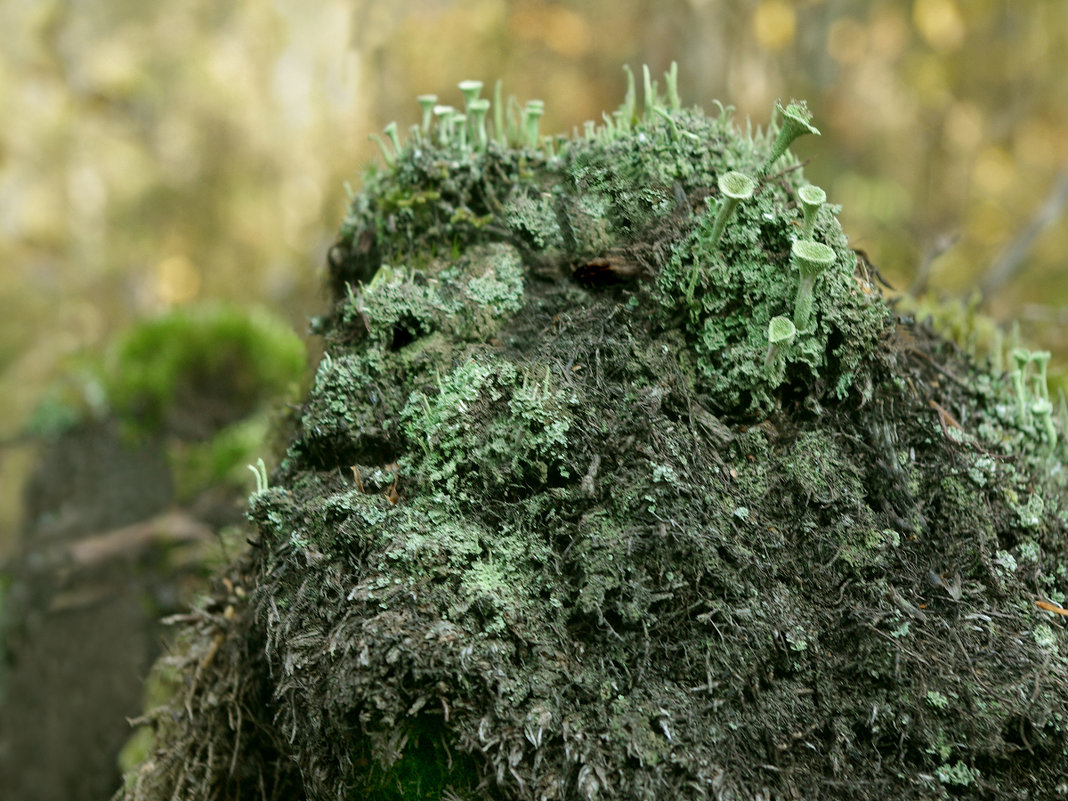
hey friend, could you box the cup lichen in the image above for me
[451,112,468,150]
[790,239,837,332]
[458,79,483,109]
[1033,398,1057,446]
[417,94,437,134]
[684,171,756,301]
[523,99,545,148]
[765,315,796,385]
[467,98,491,152]
[797,184,826,240]
[709,171,756,245]
[1032,350,1052,402]
[763,100,820,173]
[433,104,456,146]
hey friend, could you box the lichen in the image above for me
[123,70,1068,801]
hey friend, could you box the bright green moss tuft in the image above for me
[105,302,306,436]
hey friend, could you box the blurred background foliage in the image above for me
[2,0,1066,552]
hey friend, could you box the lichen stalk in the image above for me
[798,184,826,240]
[642,64,657,117]
[524,100,544,149]
[417,94,437,134]
[685,171,756,301]
[763,101,820,173]
[622,64,637,124]
[1032,350,1052,402]
[790,240,836,332]
[665,61,680,111]
[493,79,505,145]
[434,105,455,146]
[468,98,491,152]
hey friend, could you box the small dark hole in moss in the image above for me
[572,261,630,286]
[293,428,398,473]
[1001,715,1040,753]
[363,717,486,801]
[390,324,417,352]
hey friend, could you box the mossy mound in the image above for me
[28,302,307,501]
[103,302,307,440]
[122,71,1068,800]
[0,304,307,800]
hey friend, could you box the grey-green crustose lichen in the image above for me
[333,72,888,420]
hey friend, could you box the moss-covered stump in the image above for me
[122,72,1068,800]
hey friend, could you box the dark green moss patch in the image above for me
[123,73,1068,801]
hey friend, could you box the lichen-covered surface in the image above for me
[122,75,1068,800]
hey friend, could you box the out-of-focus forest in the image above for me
[2,0,1066,549]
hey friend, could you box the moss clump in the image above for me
[124,70,1068,801]
[104,302,306,437]
[25,304,307,505]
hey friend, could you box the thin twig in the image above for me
[909,232,960,296]
[980,171,1068,299]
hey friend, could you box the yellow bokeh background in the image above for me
[3,0,1067,542]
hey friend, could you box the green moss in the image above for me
[362,717,483,801]
[25,302,307,511]
[106,302,306,436]
[128,70,1068,801]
